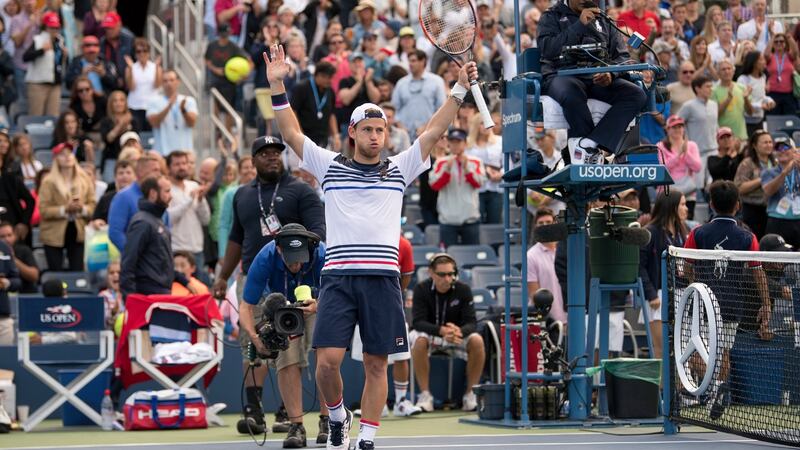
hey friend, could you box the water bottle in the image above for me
[101,389,115,431]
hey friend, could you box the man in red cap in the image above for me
[99,11,133,90]
[66,35,119,93]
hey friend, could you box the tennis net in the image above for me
[666,246,800,447]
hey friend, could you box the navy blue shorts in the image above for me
[313,274,408,356]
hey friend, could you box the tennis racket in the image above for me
[419,0,494,129]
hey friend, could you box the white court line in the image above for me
[6,436,759,450]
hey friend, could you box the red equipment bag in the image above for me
[499,317,543,382]
[123,388,207,430]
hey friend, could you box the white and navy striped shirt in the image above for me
[300,137,430,275]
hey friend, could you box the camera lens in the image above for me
[280,313,298,330]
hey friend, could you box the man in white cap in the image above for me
[264,43,477,450]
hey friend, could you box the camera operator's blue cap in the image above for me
[447,128,467,141]
[251,135,286,156]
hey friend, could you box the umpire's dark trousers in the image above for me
[544,75,647,153]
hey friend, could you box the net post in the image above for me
[661,248,677,435]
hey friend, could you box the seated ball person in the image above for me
[410,253,485,412]
[239,223,328,448]
[538,0,648,164]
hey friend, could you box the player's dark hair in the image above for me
[691,75,711,94]
[315,61,336,77]
[140,176,161,199]
[708,180,739,215]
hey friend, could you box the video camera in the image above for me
[250,293,306,360]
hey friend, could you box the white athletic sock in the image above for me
[357,419,379,444]
[394,381,409,402]
[327,397,346,423]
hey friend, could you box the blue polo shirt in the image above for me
[242,241,326,305]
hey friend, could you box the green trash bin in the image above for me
[589,206,640,284]
[602,358,661,419]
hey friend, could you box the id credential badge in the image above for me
[265,214,282,234]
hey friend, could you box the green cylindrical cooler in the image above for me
[589,206,640,284]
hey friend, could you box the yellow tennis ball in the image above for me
[224,56,252,84]
[114,313,125,338]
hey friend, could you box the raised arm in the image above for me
[264,44,307,159]
[416,62,478,161]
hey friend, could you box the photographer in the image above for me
[538,0,647,165]
[239,223,328,448]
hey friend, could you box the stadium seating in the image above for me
[402,224,425,245]
[471,288,497,312]
[423,224,440,246]
[470,266,521,292]
[446,244,498,268]
[41,271,95,294]
[139,131,155,149]
[17,114,56,131]
[34,149,53,168]
[33,248,47,271]
[412,245,440,268]
[495,286,525,309]
[766,115,800,134]
[403,204,423,227]
[498,244,525,270]
[478,223,506,248]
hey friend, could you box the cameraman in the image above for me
[239,223,327,448]
[538,0,647,164]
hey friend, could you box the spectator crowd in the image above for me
[0,0,799,446]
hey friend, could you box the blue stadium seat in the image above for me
[17,114,56,130]
[498,245,525,270]
[29,129,53,150]
[34,149,53,168]
[423,224,440,246]
[139,131,155,149]
[412,245,439,268]
[766,115,800,134]
[33,248,47,271]
[403,204,422,227]
[495,286,525,309]
[402,224,425,245]
[446,244,498,268]
[471,288,497,311]
[478,223,506,248]
[471,266,521,292]
[41,271,94,294]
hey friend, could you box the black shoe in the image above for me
[327,408,352,449]
[273,404,291,433]
[709,383,730,420]
[358,440,375,449]
[316,415,329,444]
[237,404,266,435]
[282,423,307,448]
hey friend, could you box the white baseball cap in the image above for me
[349,103,387,128]
[119,131,140,146]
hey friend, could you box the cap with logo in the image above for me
[349,103,387,128]
[774,139,794,152]
[101,11,122,28]
[52,142,74,155]
[82,35,100,47]
[251,135,286,156]
[665,115,685,129]
[447,128,467,141]
[759,233,793,252]
[716,127,732,139]
[42,11,61,28]
[275,223,321,264]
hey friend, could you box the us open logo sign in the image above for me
[39,304,83,328]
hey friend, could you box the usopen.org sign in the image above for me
[574,165,660,182]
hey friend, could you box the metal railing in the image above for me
[146,15,169,68]
[209,87,243,153]
[172,0,205,59]
[172,39,203,101]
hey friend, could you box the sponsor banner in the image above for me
[17,297,105,332]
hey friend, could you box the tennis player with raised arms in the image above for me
[264,44,477,450]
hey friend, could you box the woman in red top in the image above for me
[765,33,799,115]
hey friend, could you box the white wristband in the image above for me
[450,83,468,101]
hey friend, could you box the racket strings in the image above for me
[420,0,477,55]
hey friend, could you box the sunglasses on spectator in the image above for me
[78,87,92,93]
[434,271,457,277]
[135,49,148,53]
[775,40,786,44]
[330,39,344,45]
[83,43,99,48]
[682,70,695,74]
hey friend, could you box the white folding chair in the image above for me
[16,296,115,431]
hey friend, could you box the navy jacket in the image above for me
[412,279,477,337]
[120,199,173,297]
[639,224,685,301]
[0,241,20,316]
[537,1,630,85]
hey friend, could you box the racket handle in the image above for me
[470,81,494,129]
